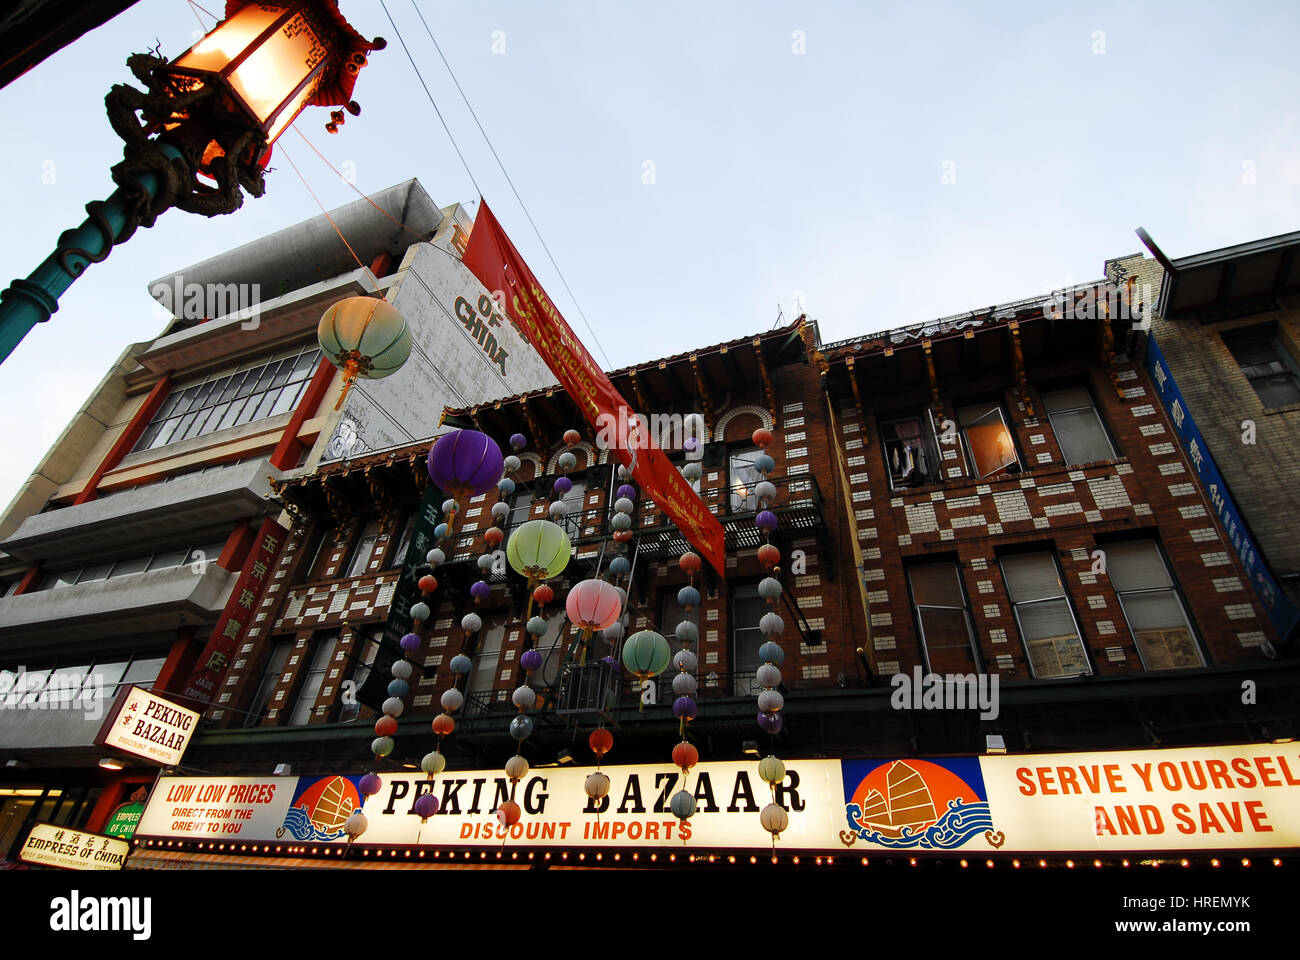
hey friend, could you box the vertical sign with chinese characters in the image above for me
[358,482,443,708]
[180,518,289,706]
[1145,335,1299,641]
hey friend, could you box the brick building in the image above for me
[1115,230,1300,620]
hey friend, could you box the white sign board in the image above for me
[96,686,200,767]
[20,823,130,870]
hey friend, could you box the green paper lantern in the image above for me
[622,630,671,679]
[506,519,572,580]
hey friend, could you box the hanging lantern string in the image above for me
[280,142,385,297]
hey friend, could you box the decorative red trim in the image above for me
[217,521,257,571]
[72,373,173,506]
[150,626,198,701]
[12,564,42,595]
[83,776,155,834]
[269,358,336,470]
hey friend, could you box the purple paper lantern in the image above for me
[359,773,383,797]
[553,476,573,496]
[470,580,491,600]
[428,430,505,497]
[520,649,543,672]
[400,632,421,652]
[673,696,698,720]
[684,437,700,453]
[757,711,784,734]
[510,433,527,450]
[413,794,440,819]
[616,484,637,500]
[756,510,779,534]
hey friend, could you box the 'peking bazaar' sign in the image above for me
[461,200,727,578]
[180,517,288,706]
[134,744,1300,854]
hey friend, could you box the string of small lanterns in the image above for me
[749,427,791,845]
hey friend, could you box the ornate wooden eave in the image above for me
[1007,321,1035,418]
[1098,296,1123,399]
[921,338,942,418]
[627,368,652,415]
[844,355,866,441]
[752,338,777,420]
[689,352,715,433]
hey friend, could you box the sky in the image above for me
[0,0,1297,513]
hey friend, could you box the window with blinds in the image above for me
[1042,386,1116,465]
[907,562,981,673]
[1104,540,1205,670]
[1000,552,1091,679]
[133,342,322,452]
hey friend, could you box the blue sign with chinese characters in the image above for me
[1144,334,1299,642]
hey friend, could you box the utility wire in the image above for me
[377,0,483,198]
[408,0,614,371]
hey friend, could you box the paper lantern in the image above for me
[589,728,614,757]
[506,519,571,580]
[318,296,411,409]
[413,794,439,820]
[760,802,789,837]
[566,579,623,632]
[427,429,505,497]
[622,630,671,679]
[672,742,699,770]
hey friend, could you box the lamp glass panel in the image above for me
[176,4,285,73]
[228,12,323,124]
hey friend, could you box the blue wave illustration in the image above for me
[280,806,349,842]
[844,798,994,849]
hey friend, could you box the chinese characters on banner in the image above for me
[180,517,289,705]
[1144,335,1298,641]
[461,200,727,578]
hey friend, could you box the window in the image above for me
[465,619,506,701]
[1000,552,1091,679]
[729,448,763,513]
[1104,540,1205,670]
[1223,328,1300,407]
[247,639,292,726]
[530,612,571,688]
[1042,387,1116,465]
[36,539,227,591]
[556,480,588,539]
[387,510,418,569]
[288,634,338,726]
[957,402,1019,478]
[345,518,382,578]
[507,484,534,529]
[133,343,322,452]
[880,412,941,489]
[907,563,980,672]
[729,583,767,696]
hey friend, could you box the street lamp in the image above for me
[0,0,384,364]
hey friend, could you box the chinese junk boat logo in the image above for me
[278,776,363,842]
[841,758,996,849]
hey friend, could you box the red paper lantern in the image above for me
[431,714,455,736]
[589,727,614,758]
[672,741,699,771]
[374,716,398,737]
[612,530,633,543]
[497,800,521,827]
[563,428,582,446]
[533,583,554,606]
[757,543,780,568]
[565,579,623,631]
[418,574,438,593]
[752,428,773,449]
[678,552,702,575]
[483,527,505,548]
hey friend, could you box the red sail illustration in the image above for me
[858,761,938,838]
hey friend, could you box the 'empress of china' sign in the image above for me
[135,744,1300,854]
[20,823,129,870]
[95,686,200,767]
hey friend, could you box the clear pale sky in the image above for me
[0,0,1297,513]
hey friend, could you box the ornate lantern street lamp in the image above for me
[0,0,385,364]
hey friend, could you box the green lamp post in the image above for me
[0,0,385,364]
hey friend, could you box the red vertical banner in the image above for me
[462,200,726,578]
[179,517,289,706]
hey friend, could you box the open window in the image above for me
[880,411,941,489]
[957,401,1020,479]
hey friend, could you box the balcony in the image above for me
[0,561,238,650]
[2,457,281,565]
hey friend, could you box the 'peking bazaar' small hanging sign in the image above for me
[134,744,1300,854]
[461,200,727,578]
